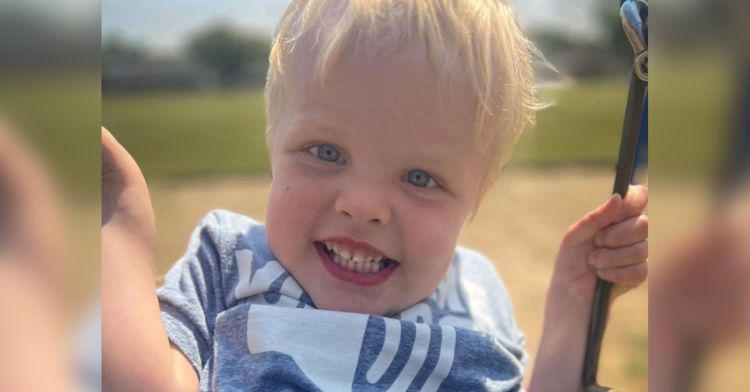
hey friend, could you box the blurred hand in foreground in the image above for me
[0,118,76,391]
[650,192,750,391]
[654,202,750,343]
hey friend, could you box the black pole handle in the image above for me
[582,70,647,390]
[581,1,647,389]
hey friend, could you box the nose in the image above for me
[334,181,391,226]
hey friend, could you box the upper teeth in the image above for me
[324,241,386,273]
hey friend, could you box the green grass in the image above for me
[103,90,269,178]
[650,54,732,176]
[512,79,630,167]
[103,82,635,177]
[102,59,731,178]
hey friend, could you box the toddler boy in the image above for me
[102,0,649,391]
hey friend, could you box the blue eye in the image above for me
[309,144,342,163]
[405,170,437,188]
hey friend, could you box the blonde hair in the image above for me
[266,0,539,202]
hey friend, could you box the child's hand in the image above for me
[552,185,648,302]
[101,127,155,256]
[530,186,648,391]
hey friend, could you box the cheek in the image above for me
[399,202,467,290]
[404,200,467,249]
[266,168,327,256]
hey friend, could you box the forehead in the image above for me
[281,38,479,148]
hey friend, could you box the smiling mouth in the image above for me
[314,241,399,286]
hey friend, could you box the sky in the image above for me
[102,0,601,53]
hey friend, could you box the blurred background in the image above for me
[101,0,651,389]
[101,0,643,177]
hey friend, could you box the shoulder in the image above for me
[454,246,500,277]
[189,210,270,255]
[159,209,277,315]
[454,246,513,300]
[195,209,265,239]
[161,209,274,295]
[452,246,527,360]
[453,246,511,299]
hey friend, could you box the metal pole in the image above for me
[582,1,647,390]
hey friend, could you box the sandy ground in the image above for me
[149,167,648,390]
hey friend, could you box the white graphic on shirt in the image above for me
[236,248,458,390]
[385,322,431,391]
[365,319,401,383]
[246,306,366,391]
[421,327,456,392]
[246,306,457,391]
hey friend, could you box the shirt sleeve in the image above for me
[157,211,228,374]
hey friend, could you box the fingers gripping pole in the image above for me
[582,1,648,391]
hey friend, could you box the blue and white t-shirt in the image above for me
[158,210,527,391]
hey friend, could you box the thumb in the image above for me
[563,193,622,246]
[101,127,150,227]
[102,127,141,186]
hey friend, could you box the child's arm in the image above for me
[527,186,648,391]
[101,128,198,391]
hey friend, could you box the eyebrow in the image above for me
[411,153,460,177]
[288,111,351,137]
[288,111,465,178]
